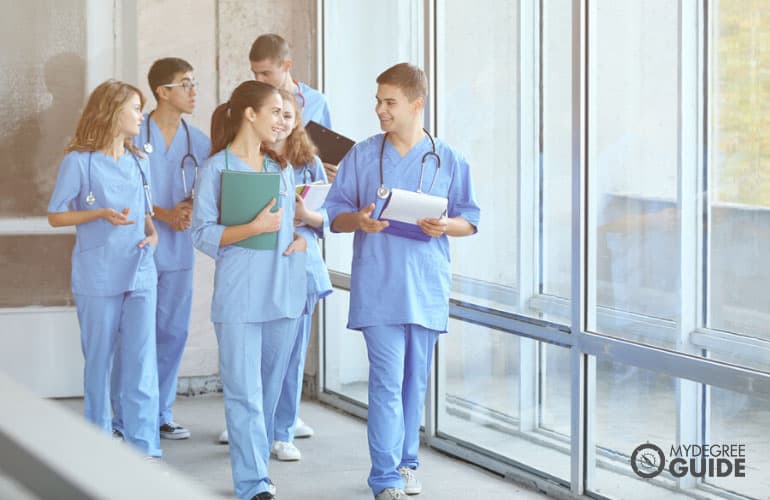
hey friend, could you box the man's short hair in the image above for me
[148,57,193,100]
[249,33,290,64]
[376,63,428,102]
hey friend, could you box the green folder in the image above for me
[220,170,280,250]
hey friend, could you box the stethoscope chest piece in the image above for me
[143,142,154,154]
[377,185,390,199]
[86,192,96,205]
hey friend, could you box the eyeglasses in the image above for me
[162,81,197,93]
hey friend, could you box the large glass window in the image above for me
[705,0,770,372]
[587,0,681,346]
[321,2,770,499]
[437,320,571,482]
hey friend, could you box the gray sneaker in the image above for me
[375,488,407,500]
[397,467,422,495]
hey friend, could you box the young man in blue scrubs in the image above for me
[248,33,338,183]
[112,58,211,440]
[324,63,481,500]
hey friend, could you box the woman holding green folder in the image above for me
[191,80,306,500]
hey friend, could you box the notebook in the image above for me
[220,170,280,250]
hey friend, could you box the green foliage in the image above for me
[715,0,770,206]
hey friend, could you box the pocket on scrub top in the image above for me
[72,244,107,291]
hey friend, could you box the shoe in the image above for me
[143,456,162,465]
[397,467,422,495]
[375,488,407,500]
[271,440,301,461]
[267,479,276,495]
[294,417,314,438]
[250,492,274,500]
[218,429,229,444]
[112,429,124,441]
[159,421,191,440]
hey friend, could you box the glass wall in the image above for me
[320,1,770,499]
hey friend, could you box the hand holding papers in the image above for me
[295,182,331,227]
[378,188,448,241]
[295,182,331,212]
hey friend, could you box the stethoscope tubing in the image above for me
[85,150,154,216]
[144,114,199,199]
[378,129,441,199]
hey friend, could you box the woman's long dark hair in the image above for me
[210,80,286,167]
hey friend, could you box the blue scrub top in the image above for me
[292,156,332,301]
[297,82,331,128]
[134,114,211,271]
[48,150,157,296]
[324,134,480,332]
[191,149,306,323]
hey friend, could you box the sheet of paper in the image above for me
[379,188,447,224]
[300,183,331,212]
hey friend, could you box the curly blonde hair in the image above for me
[66,79,145,155]
[277,89,318,167]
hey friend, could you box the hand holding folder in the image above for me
[220,170,281,250]
[378,188,448,242]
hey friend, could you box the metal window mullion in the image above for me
[424,0,438,442]
[570,0,588,495]
[518,0,539,435]
[676,0,702,491]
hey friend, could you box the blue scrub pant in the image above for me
[362,324,439,496]
[273,294,318,442]
[111,268,193,429]
[74,288,161,457]
[216,318,300,500]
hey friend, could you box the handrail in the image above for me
[0,371,223,500]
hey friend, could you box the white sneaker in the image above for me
[112,429,124,442]
[271,440,301,461]
[397,467,422,495]
[218,429,229,444]
[375,488,407,500]
[294,417,314,438]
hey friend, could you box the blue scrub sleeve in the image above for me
[48,153,82,213]
[191,159,226,259]
[319,102,332,129]
[447,154,481,232]
[322,148,360,233]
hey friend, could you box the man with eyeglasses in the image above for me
[111,57,210,442]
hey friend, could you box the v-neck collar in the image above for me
[382,135,432,168]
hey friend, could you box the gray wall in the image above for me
[1,0,319,390]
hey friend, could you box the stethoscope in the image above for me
[85,151,154,216]
[299,165,315,184]
[377,128,441,199]
[143,113,199,199]
[225,145,290,197]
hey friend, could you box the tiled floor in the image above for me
[55,393,551,500]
